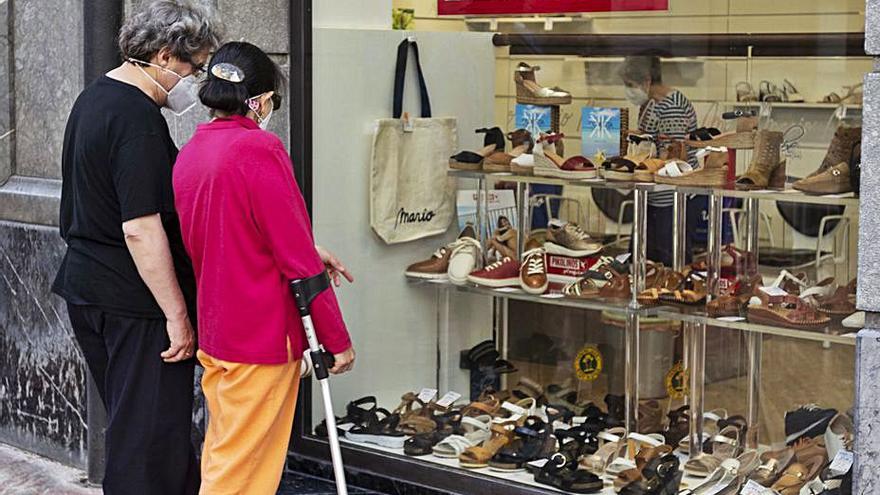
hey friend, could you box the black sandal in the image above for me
[534,451,603,494]
[315,396,377,437]
[688,127,721,141]
[489,417,555,472]
[663,405,690,448]
[403,410,464,456]
[344,408,408,449]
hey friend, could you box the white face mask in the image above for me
[625,86,649,107]
[247,93,274,130]
[130,59,199,116]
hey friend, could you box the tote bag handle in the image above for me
[392,38,432,119]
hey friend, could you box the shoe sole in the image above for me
[405,271,449,280]
[535,167,597,180]
[483,162,511,173]
[449,160,482,171]
[544,242,601,257]
[654,166,729,188]
[345,432,407,449]
[604,170,635,182]
[520,280,549,295]
[466,276,520,288]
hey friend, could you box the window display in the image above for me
[301,2,865,494]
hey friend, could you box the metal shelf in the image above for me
[722,101,862,110]
[449,170,861,207]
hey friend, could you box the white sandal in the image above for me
[432,416,491,458]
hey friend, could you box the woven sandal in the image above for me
[817,279,857,316]
[603,156,638,181]
[747,289,831,329]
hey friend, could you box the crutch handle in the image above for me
[289,271,331,317]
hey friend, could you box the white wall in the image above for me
[314,0,393,29]
[311,28,496,420]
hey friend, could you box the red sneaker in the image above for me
[467,257,520,288]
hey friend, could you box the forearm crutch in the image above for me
[290,272,348,495]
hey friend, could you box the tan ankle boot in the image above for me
[809,125,861,178]
[736,130,785,189]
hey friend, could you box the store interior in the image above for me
[305,1,862,493]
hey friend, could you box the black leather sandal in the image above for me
[534,451,603,493]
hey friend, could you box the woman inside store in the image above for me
[172,41,356,495]
[619,54,703,264]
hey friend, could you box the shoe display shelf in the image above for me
[407,167,859,467]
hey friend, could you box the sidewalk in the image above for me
[0,443,100,495]
[0,443,380,495]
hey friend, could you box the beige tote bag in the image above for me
[370,39,457,244]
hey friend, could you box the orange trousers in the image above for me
[197,349,301,495]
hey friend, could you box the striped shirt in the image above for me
[638,90,697,207]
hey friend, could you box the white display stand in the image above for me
[311,28,496,420]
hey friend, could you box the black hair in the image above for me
[199,41,286,116]
[497,216,510,228]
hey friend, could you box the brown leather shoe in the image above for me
[405,244,452,279]
[519,239,548,295]
[793,162,851,195]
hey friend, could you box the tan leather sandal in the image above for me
[459,421,518,469]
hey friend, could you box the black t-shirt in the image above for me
[52,76,196,319]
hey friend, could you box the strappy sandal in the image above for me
[562,267,616,299]
[606,433,666,477]
[662,405,690,447]
[405,410,465,456]
[818,279,857,317]
[580,427,625,474]
[449,127,505,171]
[684,425,743,477]
[613,444,673,492]
[637,268,684,305]
[736,81,758,102]
[535,451,604,494]
[345,408,408,448]
[315,395,377,437]
[751,447,795,486]
[687,112,758,149]
[747,289,831,329]
[658,270,707,305]
[514,62,572,106]
[459,420,518,468]
[534,134,597,180]
[760,80,784,102]
[432,415,492,458]
[603,156,638,181]
[783,79,805,103]
[489,417,557,472]
[654,159,728,187]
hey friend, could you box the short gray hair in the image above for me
[118,1,223,63]
[619,55,662,85]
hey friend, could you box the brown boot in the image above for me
[809,125,861,178]
[736,130,784,190]
[793,162,852,195]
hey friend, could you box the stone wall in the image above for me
[0,0,291,469]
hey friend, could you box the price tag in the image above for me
[760,286,788,297]
[571,416,587,425]
[740,479,770,495]
[616,253,632,264]
[828,449,854,475]
[417,388,438,403]
[540,293,564,299]
[402,112,414,133]
[436,391,462,409]
[528,458,549,469]
[493,287,520,293]
[801,479,826,495]
[502,401,528,416]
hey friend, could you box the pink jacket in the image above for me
[173,115,351,364]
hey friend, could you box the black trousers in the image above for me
[68,303,199,495]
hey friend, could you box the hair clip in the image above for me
[211,63,245,83]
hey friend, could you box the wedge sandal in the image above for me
[489,417,556,472]
[747,290,831,329]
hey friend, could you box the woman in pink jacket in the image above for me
[172,41,355,495]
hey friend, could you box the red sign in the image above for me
[438,0,669,15]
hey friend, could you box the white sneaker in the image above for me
[448,225,482,285]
